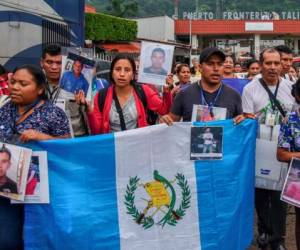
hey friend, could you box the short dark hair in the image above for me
[42,44,61,59]
[0,64,7,75]
[234,62,241,67]
[259,48,280,63]
[275,45,293,56]
[151,48,165,57]
[109,55,136,84]
[73,60,83,68]
[246,59,259,69]
[292,78,300,98]
[13,64,48,99]
[0,145,11,160]
[176,64,190,74]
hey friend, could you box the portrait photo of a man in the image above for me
[138,41,174,85]
[143,48,168,76]
[0,146,17,194]
[190,126,223,160]
[60,59,89,96]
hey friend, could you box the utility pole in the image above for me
[173,0,179,19]
[195,0,199,13]
[216,0,221,19]
[189,18,193,66]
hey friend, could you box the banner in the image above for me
[24,119,257,250]
[222,78,250,95]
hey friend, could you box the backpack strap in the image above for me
[97,87,109,112]
[133,84,147,109]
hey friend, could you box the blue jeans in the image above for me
[0,198,23,250]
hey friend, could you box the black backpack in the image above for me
[97,84,158,125]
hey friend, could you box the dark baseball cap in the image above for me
[199,47,226,64]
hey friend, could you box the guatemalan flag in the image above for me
[24,119,257,250]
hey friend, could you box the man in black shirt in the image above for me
[160,47,245,124]
[0,146,17,194]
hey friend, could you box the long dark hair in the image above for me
[109,55,136,84]
[13,64,48,100]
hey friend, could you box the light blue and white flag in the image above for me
[24,119,257,250]
[222,78,250,95]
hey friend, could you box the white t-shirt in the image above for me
[242,77,294,121]
[202,132,214,145]
[242,77,294,190]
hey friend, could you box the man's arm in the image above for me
[160,89,185,125]
[159,112,181,126]
[277,147,300,162]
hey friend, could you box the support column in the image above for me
[191,35,199,49]
[294,38,299,55]
[254,34,261,60]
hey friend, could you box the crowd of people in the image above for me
[0,43,300,250]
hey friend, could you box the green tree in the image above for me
[106,0,139,18]
[89,0,300,18]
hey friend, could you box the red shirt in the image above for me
[0,74,9,96]
[88,84,172,134]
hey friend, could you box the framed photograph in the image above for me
[138,41,174,86]
[190,126,223,160]
[281,158,300,207]
[59,53,95,100]
[191,105,227,122]
[12,151,49,204]
[0,142,32,201]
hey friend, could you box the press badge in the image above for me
[265,111,277,127]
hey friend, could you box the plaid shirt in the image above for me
[0,74,9,96]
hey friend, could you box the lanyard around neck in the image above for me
[199,81,223,110]
[46,79,61,103]
[11,99,44,132]
[259,78,280,111]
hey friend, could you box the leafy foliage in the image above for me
[165,173,191,227]
[88,0,300,18]
[124,176,154,229]
[124,173,191,229]
[85,12,137,41]
[106,0,138,18]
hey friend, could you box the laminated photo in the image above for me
[60,53,95,100]
[12,151,49,204]
[0,142,32,201]
[191,105,227,122]
[281,158,300,207]
[190,126,223,160]
[138,41,174,86]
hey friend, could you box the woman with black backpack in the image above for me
[82,55,172,134]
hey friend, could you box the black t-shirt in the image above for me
[171,81,243,121]
[0,177,18,194]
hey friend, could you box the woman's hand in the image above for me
[19,129,52,142]
[171,85,180,96]
[163,74,174,92]
[75,90,86,105]
[75,90,92,112]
